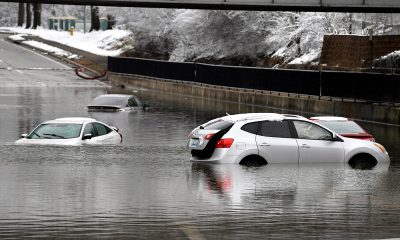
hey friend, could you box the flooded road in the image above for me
[1,33,400,239]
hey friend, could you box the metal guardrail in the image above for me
[108,56,400,104]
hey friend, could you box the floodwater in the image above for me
[1,80,400,239]
[1,34,400,239]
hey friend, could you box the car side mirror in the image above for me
[110,126,119,132]
[82,134,92,140]
[21,133,28,138]
[331,133,343,142]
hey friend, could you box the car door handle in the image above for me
[259,143,270,146]
[301,144,310,149]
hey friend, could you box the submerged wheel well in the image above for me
[239,155,268,167]
[348,153,378,169]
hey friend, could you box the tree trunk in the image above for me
[107,14,116,29]
[32,3,41,29]
[25,3,31,29]
[17,3,24,27]
[90,6,100,31]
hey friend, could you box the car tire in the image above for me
[239,155,267,167]
[348,153,377,170]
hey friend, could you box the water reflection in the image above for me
[188,163,390,207]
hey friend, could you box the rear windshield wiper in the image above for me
[43,133,65,139]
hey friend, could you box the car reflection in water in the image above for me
[187,163,390,207]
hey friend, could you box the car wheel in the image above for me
[239,155,267,167]
[348,153,377,170]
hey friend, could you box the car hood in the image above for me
[340,136,387,154]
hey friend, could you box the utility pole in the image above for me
[83,5,87,33]
[368,28,373,70]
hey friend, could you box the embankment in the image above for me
[108,72,400,125]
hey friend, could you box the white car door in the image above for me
[255,120,299,163]
[93,122,120,144]
[292,120,345,163]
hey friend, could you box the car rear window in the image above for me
[241,122,259,134]
[259,120,292,138]
[315,120,364,134]
[90,96,127,107]
[202,120,234,130]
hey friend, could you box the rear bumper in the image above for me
[190,149,239,164]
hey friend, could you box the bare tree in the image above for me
[17,3,24,27]
[32,3,41,29]
[25,3,31,29]
[90,6,100,31]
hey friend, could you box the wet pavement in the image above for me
[1,33,400,239]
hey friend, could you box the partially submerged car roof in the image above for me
[45,117,96,124]
[96,94,132,98]
[88,94,140,108]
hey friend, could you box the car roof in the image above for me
[310,116,349,121]
[44,117,97,124]
[219,113,307,123]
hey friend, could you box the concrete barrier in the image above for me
[108,72,400,125]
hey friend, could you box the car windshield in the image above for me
[28,123,82,139]
[89,96,128,107]
[315,120,365,134]
[202,120,234,130]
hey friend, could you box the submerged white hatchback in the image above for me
[187,113,390,167]
[15,117,122,145]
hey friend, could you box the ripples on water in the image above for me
[2,143,400,239]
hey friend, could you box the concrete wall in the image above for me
[108,72,400,125]
[320,35,400,68]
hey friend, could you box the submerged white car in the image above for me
[15,117,122,145]
[187,113,390,167]
[86,94,148,112]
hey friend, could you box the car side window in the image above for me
[259,120,292,138]
[94,123,111,136]
[293,121,332,140]
[128,97,138,107]
[241,122,259,134]
[83,123,97,137]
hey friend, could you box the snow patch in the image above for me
[289,50,320,65]
[22,40,79,59]
[7,34,26,42]
[5,27,133,57]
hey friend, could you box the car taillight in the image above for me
[216,138,234,148]
[205,133,215,140]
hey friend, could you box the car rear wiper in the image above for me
[43,133,65,139]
